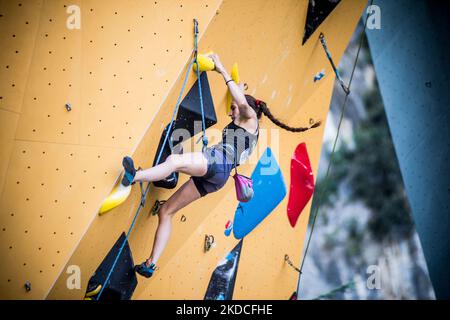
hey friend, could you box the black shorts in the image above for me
[191,147,234,197]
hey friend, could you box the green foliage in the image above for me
[312,80,414,242]
[345,218,364,258]
[313,281,356,300]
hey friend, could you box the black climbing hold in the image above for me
[204,240,243,300]
[152,72,217,189]
[152,121,183,189]
[24,282,31,292]
[84,232,137,300]
[65,103,72,111]
[302,0,341,45]
[174,72,217,138]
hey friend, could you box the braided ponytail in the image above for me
[245,95,321,133]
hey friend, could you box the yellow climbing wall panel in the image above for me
[1,0,365,299]
[0,0,221,299]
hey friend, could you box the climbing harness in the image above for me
[96,19,209,300]
[297,0,374,297]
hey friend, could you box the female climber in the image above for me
[121,53,321,278]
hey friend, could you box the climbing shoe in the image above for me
[121,156,136,186]
[135,261,156,278]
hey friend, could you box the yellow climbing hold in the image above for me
[99,182,132,215]
[226,62,240,114]
[85,284,102,297]
[193,52,215,72]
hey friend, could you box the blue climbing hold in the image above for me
[232,148,287,239]
[314,70,325,82]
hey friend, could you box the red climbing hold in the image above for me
[287,143,315,227]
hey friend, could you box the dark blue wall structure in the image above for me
[366,0,450,299]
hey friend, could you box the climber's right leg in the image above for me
[121,152,208,186]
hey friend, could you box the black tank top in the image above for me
[213,120,259,167]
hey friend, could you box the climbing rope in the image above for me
[297,0,374,297]
[285,254,302,274]
[319,33,350,95]
[96,20,207,300]
[193,19,209,152]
